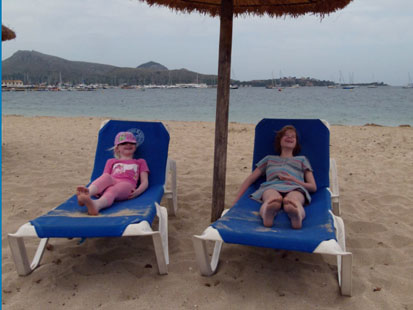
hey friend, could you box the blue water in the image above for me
[2,87,413,126]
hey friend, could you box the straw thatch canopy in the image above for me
[2,25,16,41]
[142,0,352,17]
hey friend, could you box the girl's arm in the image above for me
[103,159,114,174]
[232,168,263,205]
[303,170,317,192]
[278,170,317,193]
[128,171,149,199]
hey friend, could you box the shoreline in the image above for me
[2,114,412,128]
[2,115,413,309]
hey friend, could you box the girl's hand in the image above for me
[278,171,296,182]
[128,172,149,200]
[128,189,139,200]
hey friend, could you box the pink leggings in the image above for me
[91,173,135,206]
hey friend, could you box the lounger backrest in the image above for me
[253,119,330,189]
[90,120,170,186]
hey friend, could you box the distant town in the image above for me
[1,78,388,92]
[2,50,391,92]
[2,79,212,91]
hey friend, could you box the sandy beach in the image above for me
[2,115,413,309]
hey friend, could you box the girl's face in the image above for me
[117,142,137,159]
[280,129,297,150]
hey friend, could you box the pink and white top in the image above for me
[103,158,149,186]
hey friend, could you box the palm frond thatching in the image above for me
[141,0,352,17]
[2,25,16,41]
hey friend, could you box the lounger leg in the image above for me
[192,236,222,276]
[334,215,347,254]
[152,203,168,275]
[332,198,340,216]
[152,233,168,275]
[330,158,341,216]
[332,215,352,296]
[338,253,353,296]
[165,159,178,216]
[8,235,49,276]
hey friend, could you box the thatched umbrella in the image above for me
[141,0,353,221]
[2,25,16,41]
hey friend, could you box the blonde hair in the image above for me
[107,145,121,159]
[109,144,137,159]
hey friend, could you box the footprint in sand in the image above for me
[347,221,387,234]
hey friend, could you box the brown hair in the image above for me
[274,125,301,156]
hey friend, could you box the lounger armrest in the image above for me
[164,158,177,216]
[330,158,340,215]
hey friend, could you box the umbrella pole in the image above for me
[211,0,233,222]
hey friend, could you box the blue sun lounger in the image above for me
[193,119,352,296]
[8,120,177,275]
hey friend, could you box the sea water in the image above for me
[2,86,412,126]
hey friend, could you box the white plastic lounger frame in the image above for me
[8,159,177,276]
[193,209,352,296]
[9,202,170,275]
[164,159,178,216]
[320,119,340,215]
[330,158,340,215]
[8,120,178,276]
[319,119,340,215]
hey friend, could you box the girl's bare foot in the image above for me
[77,194,99,216]
[283,198,305,229]
[76,186,89,206]
[260,197,282,227]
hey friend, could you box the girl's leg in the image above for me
[76,173,114,206]
[77,195,109,216]
[76,186,89,206]
[88,181,135,214]
[101,181,135,203]
[260,189,283,227]
[88,173,115,196]
[283,191,306,229]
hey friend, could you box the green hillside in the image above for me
[2,50,218,86]
[2,50,340,87]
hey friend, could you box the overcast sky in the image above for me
[2,0,413,85]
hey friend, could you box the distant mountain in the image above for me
[2,50,116,83]
[2,50,338,87]
[2,50,217,86]
[137,61,168,71]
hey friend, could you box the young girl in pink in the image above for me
[76,131,149,215]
